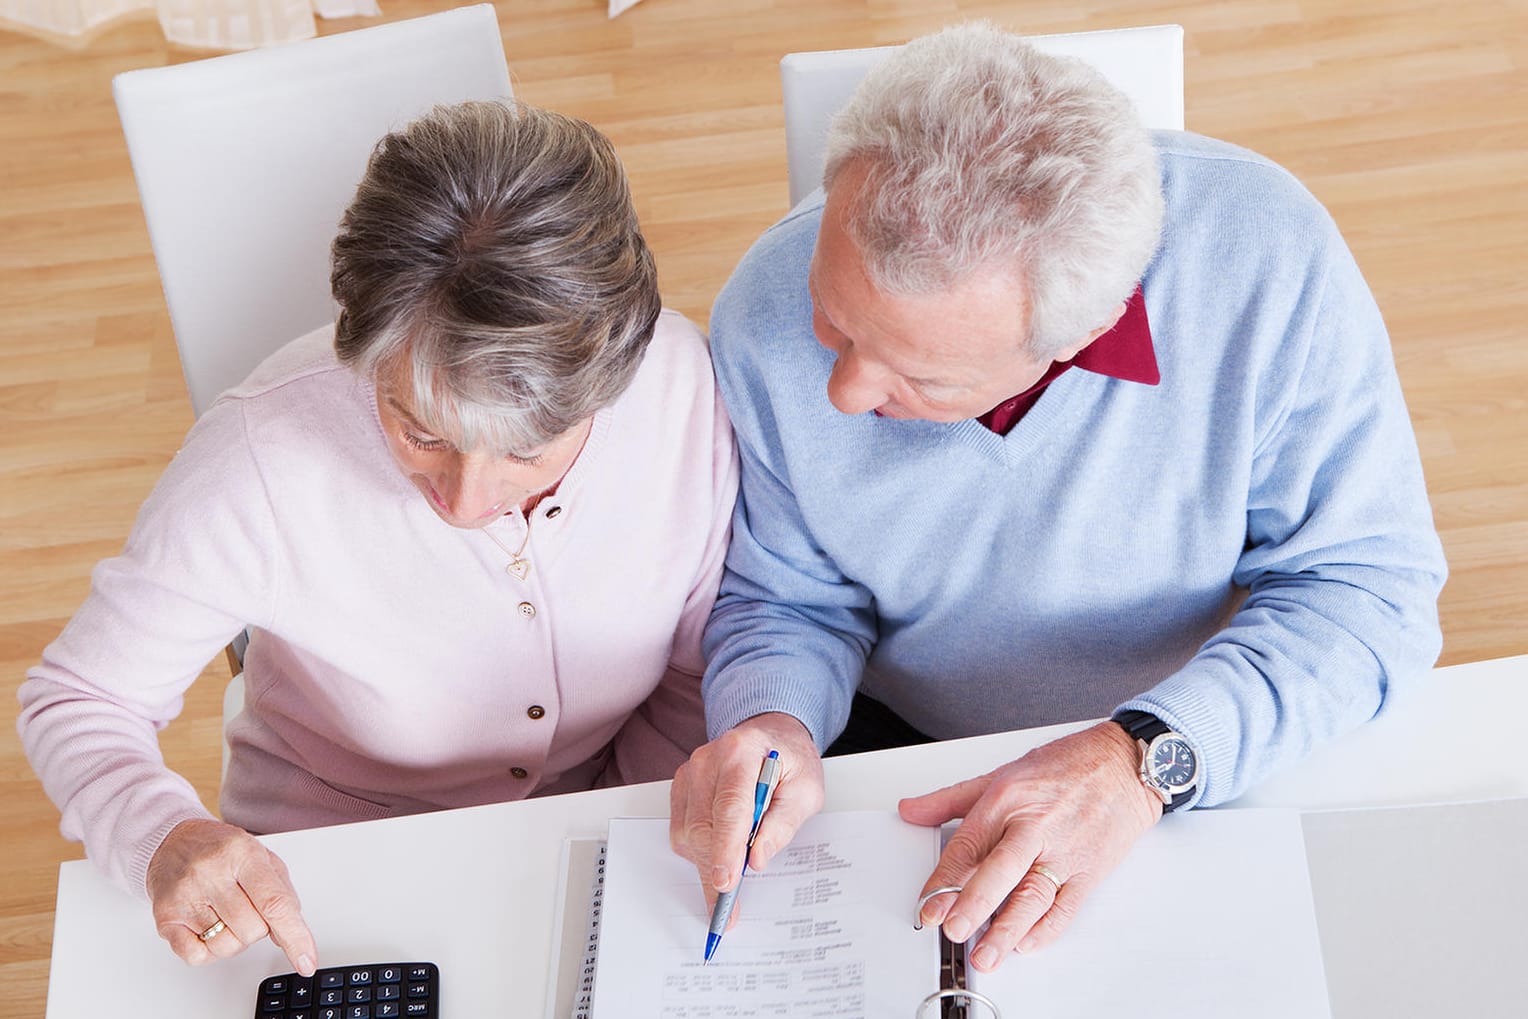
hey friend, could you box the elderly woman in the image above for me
[18,100,737,974]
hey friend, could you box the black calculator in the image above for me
[255,962,439,1019]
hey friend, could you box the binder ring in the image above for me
[915,987,1002,1018]
[913,885,963,930]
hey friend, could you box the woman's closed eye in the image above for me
[402,430,451,452]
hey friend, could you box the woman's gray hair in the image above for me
[332,98,660,455]
[823,22,1164,359]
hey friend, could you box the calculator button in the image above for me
[378,967,401,983]
[262,996,286,1012]
[291,1013,310,1019]
[292,983,313,1003]
[348,987,373,1003]
[406,983,430,998]
[376,1005,400,1018]
[321,972,346,988]
[347,1007,371,1019]
[264,978,289,994]
[348,970,373,986]
[320,989,344,1006]
[376,985,400,1001]
[320,1009,341,1019]
[407,966,431,981]
[403,1004,429,1017]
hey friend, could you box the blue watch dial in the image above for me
[1148,735,1197,790]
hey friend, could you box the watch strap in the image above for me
[1112,710,1196,813]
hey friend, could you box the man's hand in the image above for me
[899,721,1161,971]
[669,713,824,913]
[146,818,317,975]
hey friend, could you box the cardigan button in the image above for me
[545,505,562,519]
[517,601,536,619]
[510,767,529,779]
[527,705,546,720]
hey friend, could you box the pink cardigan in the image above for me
[18,311,738,898]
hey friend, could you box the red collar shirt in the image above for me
[977,287,1159,435]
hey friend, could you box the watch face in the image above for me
[1147,735,1198,792]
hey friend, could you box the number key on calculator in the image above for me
[255,962,438,1019]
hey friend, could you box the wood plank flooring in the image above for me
[2,1,1524,1014]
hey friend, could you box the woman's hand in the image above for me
[146,818,316,975]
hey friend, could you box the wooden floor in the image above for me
[2,0,1524,1013]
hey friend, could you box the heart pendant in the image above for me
[506,557,531,581]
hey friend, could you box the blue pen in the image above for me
[703,749,780,963]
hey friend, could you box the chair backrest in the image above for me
[113,3,512,417]
[780,24,1185,208]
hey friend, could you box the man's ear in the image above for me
[1055,300,1128,362]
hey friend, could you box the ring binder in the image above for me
[917,988,1002,1019]
[912,885,1003,1019]
[912,886,963,930]
[582,810,1333,1018]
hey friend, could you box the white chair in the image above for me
[114,2,513,417]
[112,3,513,769]
[780,24,1185,207]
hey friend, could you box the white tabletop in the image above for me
[44,655,1528,1017]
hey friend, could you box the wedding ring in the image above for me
[199,919,227,942]
[1029,863,1063,894]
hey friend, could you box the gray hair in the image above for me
[332,99,660,455]
[823,22,1164,359]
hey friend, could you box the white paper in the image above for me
[590,811,940,1018]
[968,808,1332,1017]
[591,808,1329,1018]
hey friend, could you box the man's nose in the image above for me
[825,350,888,416]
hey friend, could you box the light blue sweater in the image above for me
[702,131,1446,807]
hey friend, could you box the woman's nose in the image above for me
[436,455,503,522]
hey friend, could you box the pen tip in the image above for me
[704,932,721,964]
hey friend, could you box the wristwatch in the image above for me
[1112,710,1200,814]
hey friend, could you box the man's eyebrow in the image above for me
[808,279,842,332]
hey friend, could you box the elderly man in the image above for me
[670,22,1446,972]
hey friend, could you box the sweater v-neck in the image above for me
[948,366,1104,464]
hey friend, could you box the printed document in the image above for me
[590,808,1330,1018]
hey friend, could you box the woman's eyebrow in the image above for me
[383,395,434,432]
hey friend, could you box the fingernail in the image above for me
[298,955,315,976]
[1017,936,1037,954]
[711,865,730,889]
[971,944,998,970]
[943,915,971,942]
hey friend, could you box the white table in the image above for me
[44,655,1528,1017]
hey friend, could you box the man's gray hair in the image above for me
[332,99,660,455]
[823,23,1164,358]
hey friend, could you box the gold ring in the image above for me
[1029,863,1063,894]
[199,919,226,942]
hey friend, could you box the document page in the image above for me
[590,811,939,1018]
[968,808,1331,1017]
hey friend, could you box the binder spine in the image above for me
[572,842,607,1019]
